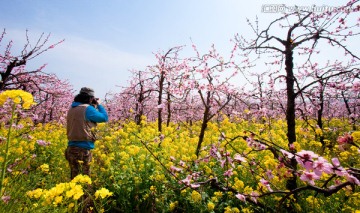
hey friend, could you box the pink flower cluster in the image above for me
[235,191,259,204]
[281,149,360,186]
[246,137,267,150]
[337,133,354,151]
[36,140,51,147]
[178,173,201,189]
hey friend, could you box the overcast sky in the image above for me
[0,0,357,98]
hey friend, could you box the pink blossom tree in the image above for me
[106,69,156,124]
[183,43,243,156]
[150,46,185,132]
[0,29,72,123]
[236,0,360,191]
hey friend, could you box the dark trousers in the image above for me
[65,146,92,179]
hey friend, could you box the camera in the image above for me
[91,98,99,105]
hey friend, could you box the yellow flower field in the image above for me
[0,115,359,212]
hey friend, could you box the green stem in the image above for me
[0,103,16,196]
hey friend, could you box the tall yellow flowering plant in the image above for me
[0,90,36,195]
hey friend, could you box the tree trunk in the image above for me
[135,80,145,125]
[166,82,171,127]
[342,91,357,131]
[1,59,25,91]
[158,71,165,133]
[317,85,325,153]
[285,45,298,192]
[196,106,209,157]
[196,91,211,157]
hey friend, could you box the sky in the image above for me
[0,0,358,99]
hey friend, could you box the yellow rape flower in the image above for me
[65,184,84,200]
[0,90,36,109]
[71,174,92,185]
[150,185,156,191]
[242,208,254,213]
[26,188,43,199]
[224,206,231,213]
[191,190,202,203]
[95,188,113,199]
[352,131,360,143]
[292,142,301,151]
[306,196,320,209]
[233,178,244,191]
[207,201,215,211]
[97,123,106,128]
[224,206,235,213]
[232,207,240,213]
[169,201,178,211]
[204,166,212,175]
[68,203,75,209]
[211,196,219,203]
[39,164,49,173]
[53,196,63,206]
[244,186,253,194]
[315,128,323,136]
[214,191,223,198]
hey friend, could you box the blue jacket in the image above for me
[68,102,108,149]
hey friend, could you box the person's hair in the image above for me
[74,93,93,104]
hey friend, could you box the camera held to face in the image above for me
[91,98,99,105]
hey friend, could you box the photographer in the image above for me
[65,87,108,179]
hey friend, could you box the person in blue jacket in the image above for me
[65,87,108,179]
